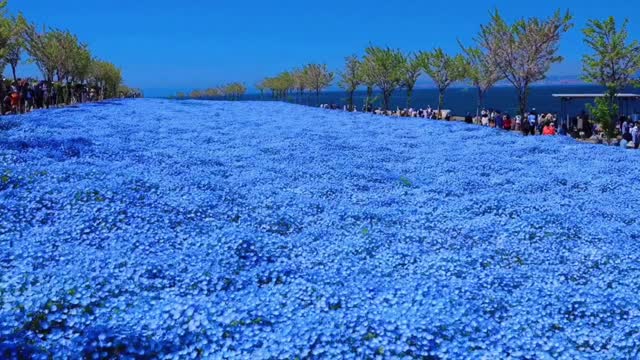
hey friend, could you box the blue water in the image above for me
[241,85,640,117]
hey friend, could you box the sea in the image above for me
[237,85,640,117]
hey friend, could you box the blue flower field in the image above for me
[1,99,640,359]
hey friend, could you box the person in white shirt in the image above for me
[481,109,489,126]
[632,122,640,149]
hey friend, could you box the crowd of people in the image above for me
[0,78,142,116]
[320,103,640,149]
[469,109,565,136]
[321,104,452,119]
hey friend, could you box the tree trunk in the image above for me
[477,87,484,118]
[438,89,445,118]
[347,89,354,111]
[11,64,16,82]
[517,85,529,117]
[383,90,391,111]
[316,89,320,107]
[365,86,373,112]
[406,87,413,109]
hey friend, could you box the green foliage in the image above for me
[582,17,640,89]
[587,91,619,141]
[4,15,24,80]
[19,13,131,100]
[184,83,246,101]
[90,60,122,99]
[223,82,247,100]
[302,63,334,100]
[477,9,573,115]
[399,176,413,187]
[459,42,502,112]
[263,72,295,100]
[339,55,362,111]
[402,53,422,109]
[364,46,405,110]
[582,17,640,141]
[417,48,467,111]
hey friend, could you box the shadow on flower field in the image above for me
[1,99,640,358]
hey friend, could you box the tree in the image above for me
[293,68,307,104]
[70,41,91,83]
[478,9,572,116]
[190,89,202,99]
[338,55,361,111]
[255,81,265,99]
[582,17,640,142]
[264,72,294,100]
[303,63,333,105]
[90,60,122,99]
[459,43,502,116]
[22,22,57,82]
[418,48,467,114]
[0,1,13,76]
[5,15,24,81]
[402,53,421,109]
[359,59,377,112]
[223,82,246,100]
[205,88,220,98]
[364,46,405,111]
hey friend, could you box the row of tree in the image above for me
[0,1,132,101]
[175,82,248,101]
[322,10,572,115]
[256,64,334,103]
[258,10,640,141]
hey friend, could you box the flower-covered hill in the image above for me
[1,99,640,359]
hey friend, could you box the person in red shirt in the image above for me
[10,87,20,114]
[542,123,557,136]
[503,114,512,130]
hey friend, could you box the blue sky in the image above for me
[8,0,640,96]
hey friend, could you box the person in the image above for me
[2,93,10,114]
[521,118,530,136]
[515,115,522,131]
[503,114,512,130]
[495,111,504,129]
[632,122,639,149]
[465,112,473,124]
[621,116,629,135]
[542,123,556,136]
[620,137,629,149]
[528,109,537,135]
[9,86,20,114]
[24,82,34,112]
[481,109,489,126]
[42,82,50,109]
[559,123,568,136]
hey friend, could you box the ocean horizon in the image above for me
[157,84,640,117]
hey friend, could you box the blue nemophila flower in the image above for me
[1,99,640,358]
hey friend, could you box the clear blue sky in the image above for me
[8,0,640,96]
